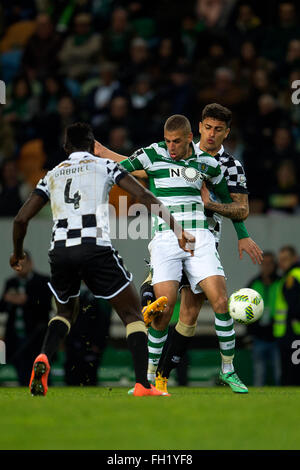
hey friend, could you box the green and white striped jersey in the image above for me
[120,141,232,236]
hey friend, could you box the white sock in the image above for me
[147,361,157,383]
[222,361,234,374]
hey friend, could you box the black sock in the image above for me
[127,331,150,388]
[158,328,191,378]
[156,329,172,372]
[41,320,69,363]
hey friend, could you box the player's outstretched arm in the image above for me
[94,140,148,179]
[10,192,47,272]
[118,173,195,255]
[94,139,126,162]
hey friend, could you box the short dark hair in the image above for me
[201,103,232,128]
[279,245,298,257]
[164,114,192,135]
[65,122,94,152]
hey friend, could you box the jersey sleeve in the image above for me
[206,169,250,240]
[197,156,223,186]
[105,160,128,185]
[224,158,248,194]
[34,174,50,201]
[196,156,230,198]
[211,176,233,203]
[120,148,151,172]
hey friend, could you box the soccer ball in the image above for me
[228,288,264,324]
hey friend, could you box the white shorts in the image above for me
[149,229,225,294]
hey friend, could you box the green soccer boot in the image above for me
[219,371,248,393]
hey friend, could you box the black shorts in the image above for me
[48,244,132,304]
[179,271,190,292]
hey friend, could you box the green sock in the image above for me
[147,326,169,375]
[214,312,235,372]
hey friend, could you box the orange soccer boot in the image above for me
[132,383,170,397]
[142,296,168,327]
[29,354,50,396]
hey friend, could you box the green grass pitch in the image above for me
[1,386,299,450]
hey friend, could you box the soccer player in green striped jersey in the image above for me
[94,114,258,393]
[156,105,262,394]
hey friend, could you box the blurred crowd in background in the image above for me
[0,0,300,217]
[1,0,300,387]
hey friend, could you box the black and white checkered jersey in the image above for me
[34,151,127,250]
[195,143,248,243]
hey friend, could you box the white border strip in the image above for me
[215,317,233,327]
[48,282,80,304]
[215,329,235,337]
[148,346,164,354]
[93,276,133,300]
[148,333,168,344]
[111,247,132,282]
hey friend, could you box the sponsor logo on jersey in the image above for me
[181,167,201,182]
[79,159,94,164]
[171,355,181,364]
[129,149,144,161]
[169,166,202,182]
[58,163,72,168]
[238,175,247,188]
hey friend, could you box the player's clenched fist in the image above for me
[9,253,26,272]
[178,230,195,256]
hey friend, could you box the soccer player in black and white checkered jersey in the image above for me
[9,122,194,397]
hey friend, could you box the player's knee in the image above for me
[56,298,79,325]
[123,310,143,326]
[179,305,200,325]
[163,303,176,321]
[213,295,229,313]
[55,310,73,322]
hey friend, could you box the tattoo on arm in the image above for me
[205,193,249,220]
